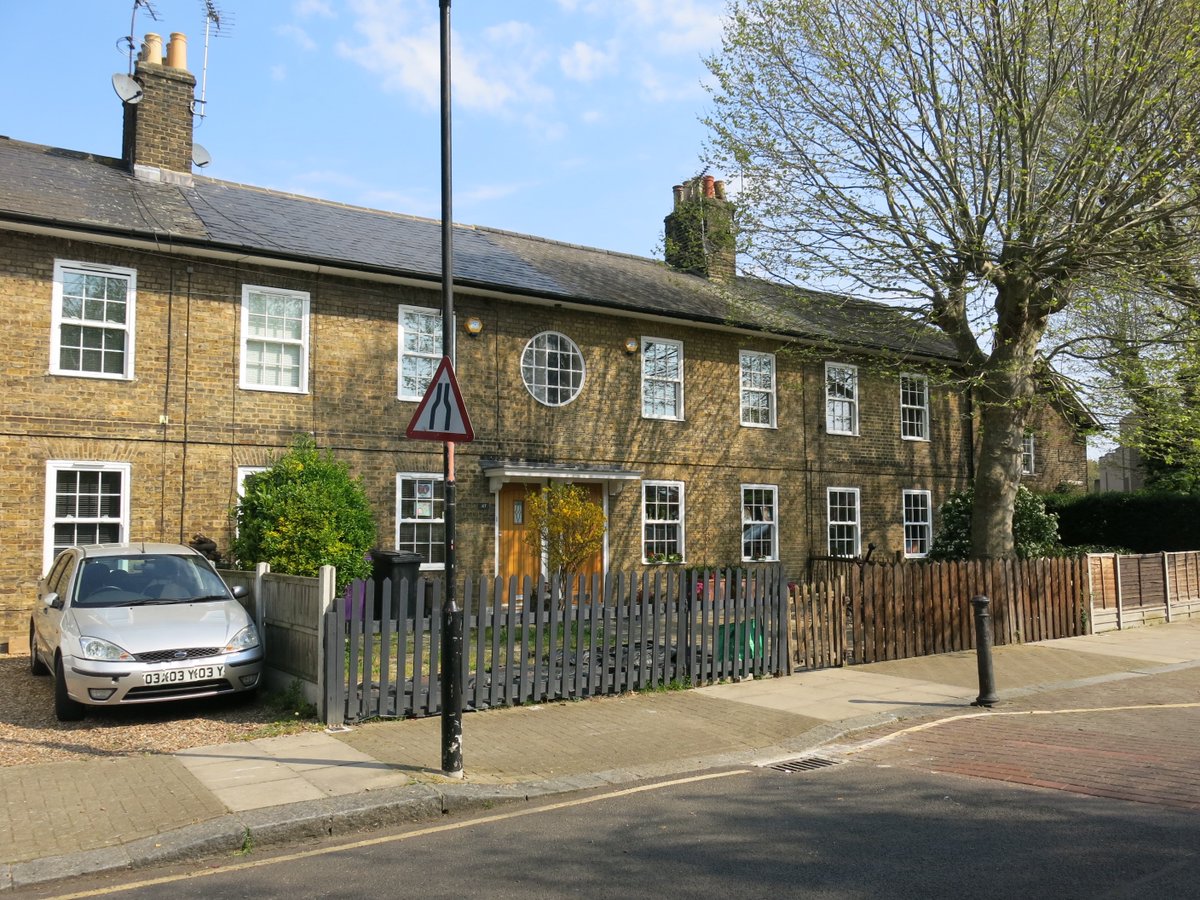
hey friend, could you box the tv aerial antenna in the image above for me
[112,0,159,105]
[121,0,160,76]
[193,0,233,122]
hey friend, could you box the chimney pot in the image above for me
[714,180,727,201]
[142,33,163,65]
[672,184,684,209]
[703,175,716,198]
[166,32,188,70]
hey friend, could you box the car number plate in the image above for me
[144,665,223,685]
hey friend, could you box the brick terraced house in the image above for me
[0,33,1089,647]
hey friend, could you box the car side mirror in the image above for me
[231,585,249,600]
[42,592,61,610]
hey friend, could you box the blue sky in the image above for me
[1,0,729,259]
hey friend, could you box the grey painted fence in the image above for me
[325,567,792,726]
[221,564,333,707]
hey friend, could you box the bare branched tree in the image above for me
[706,0,1200,556]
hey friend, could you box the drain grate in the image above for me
[768,757,842,773]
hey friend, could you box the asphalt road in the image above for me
[27,756,1200,899]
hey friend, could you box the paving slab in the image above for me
[1035,617,1200,665]
[698,668,971,721]
[176,733,410,812]
[851,644,1155,691]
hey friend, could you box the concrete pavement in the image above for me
[3,617,1199,892]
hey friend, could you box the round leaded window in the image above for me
[521,331,585,406]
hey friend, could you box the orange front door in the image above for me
[498,483,542,588]
[497,483,606,590]
[576,484,605,588]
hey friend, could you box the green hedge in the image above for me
[1043,490,1200,553]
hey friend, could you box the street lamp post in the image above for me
[438,0,464,778]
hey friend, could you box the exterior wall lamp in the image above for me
[465,316,484,335]
[623,337,639,354]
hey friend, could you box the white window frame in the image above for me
[1022,434,1036,475]
[641,337,684,421]
[740,351,777,428]
[50,260,137,380]
[900,374,930,441]
[397,305,443,401]
[396,473,446,571]
[234,466,268,537]
[43,461,131,571]
[903,489,932,559]
[642,480,685,563]
[236,466,268,498]
[521,331,587,407]
[741,484,778,562]
[827,487,861,558]
[239,285,310,393]
[825,362,859,436]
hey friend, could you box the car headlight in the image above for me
[78,636,134,661]
[224,625,260,653]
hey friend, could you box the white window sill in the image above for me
[50,369,134,381]
[239,383,309,395]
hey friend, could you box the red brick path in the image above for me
[852,668,1200,812]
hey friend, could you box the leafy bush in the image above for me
[1043,489,1200,553]
[232,435,376,589]
[522,483,606,585]
[929,486,1061,560]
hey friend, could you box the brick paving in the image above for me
[338,691,827,784]
[0,755,226,864]
[851,667,1200,811]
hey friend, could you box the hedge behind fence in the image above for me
[1044,491,1200,554]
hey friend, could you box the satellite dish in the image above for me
[192,143,212,168]
[112,73,143,105]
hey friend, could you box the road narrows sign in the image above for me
[405,356,474,442]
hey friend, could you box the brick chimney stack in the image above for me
[121,32,197,179]
[664,175,737,283]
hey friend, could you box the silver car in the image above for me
[30,543,263,721]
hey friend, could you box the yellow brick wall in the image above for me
[0,231,1087,643]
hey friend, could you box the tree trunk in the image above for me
[971,398,1026,558]
[969,285,1046,558]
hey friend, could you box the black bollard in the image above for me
[970,595,999,708]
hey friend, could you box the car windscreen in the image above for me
[74,555,232,607]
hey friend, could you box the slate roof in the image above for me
[0,136,957,361]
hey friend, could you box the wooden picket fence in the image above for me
[792,556,1089,668]
[324,567,792,725]
[1088,551,1200,632]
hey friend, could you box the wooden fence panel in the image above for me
[797,555,1090,666]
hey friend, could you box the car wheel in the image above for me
[53,656,85,722]
[29,621,49,676]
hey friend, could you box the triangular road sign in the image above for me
[406,356,474,442]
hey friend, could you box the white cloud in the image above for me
[294,0,335,18]
[338,2,553,116]
[625,0,725,53]
[560,41,616,82]
[462,182,527,204]
[635,62,706,103]
[270,64,287,82]
[553,0,725,54]
[581,109,604,124]
[276,24,317,52]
